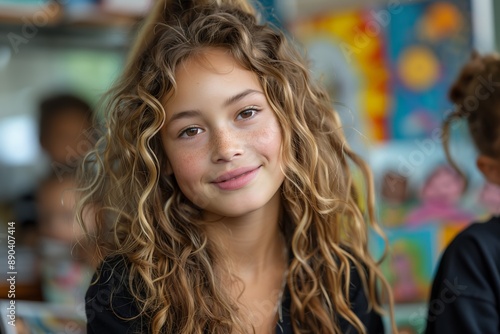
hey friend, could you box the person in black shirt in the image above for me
[425,51,500,333]
[86,256,385,334]
[79,0,395,333]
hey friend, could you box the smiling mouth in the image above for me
[211,166,261,190]
[217,170,255,182]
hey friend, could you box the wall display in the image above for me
[371,225,439,303]
[388,1,472,140]
[289,0,472,142]
[290,1,478,332]
[290,8,390,147]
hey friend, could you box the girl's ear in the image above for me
[477,155,500,185]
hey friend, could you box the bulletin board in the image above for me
[288,1,491,333]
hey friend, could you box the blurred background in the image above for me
[0,0,497,333]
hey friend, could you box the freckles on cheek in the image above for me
[174,154,196,172]
[252,123,282,152]
[171,151,204,182]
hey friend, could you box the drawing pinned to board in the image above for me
[406,165,475,227]
[388,0,472,140]
[379,170,414,228]
[371,226,438,303]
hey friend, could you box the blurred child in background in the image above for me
[36,172,95,305]
[15,93,95,244]
[8,93,95,303]
[426,51,500,333]
[38,94,94,167]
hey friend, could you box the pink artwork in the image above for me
[406,165,474,226]
[391,250,421,301]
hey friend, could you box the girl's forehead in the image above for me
[176,48,243,78]
[163,49,262,103]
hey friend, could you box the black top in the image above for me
[86,257,384,333]
[425,216,500,334]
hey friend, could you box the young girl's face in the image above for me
[161,48,285,218]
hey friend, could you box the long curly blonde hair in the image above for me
[78,0,394,333]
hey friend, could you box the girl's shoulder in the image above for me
[343,263,385,333]
[279,262,384,334]
[87,255,133,297]
[89,255,130,290]
[85,255,142,332]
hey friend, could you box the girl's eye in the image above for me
[179,127,203,138]
[236,108,259,120]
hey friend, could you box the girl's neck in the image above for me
[204,191,285,276]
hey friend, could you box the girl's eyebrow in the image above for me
[169,110,201,124]
[169,89,264,124]
[223,89,263,107]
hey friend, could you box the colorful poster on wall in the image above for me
[371,225,439,303]
[388,0,472,140]
[289,7,390,149]
[289,0,473,144]
[290,0,477,312]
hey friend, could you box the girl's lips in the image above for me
[211,166,261,190]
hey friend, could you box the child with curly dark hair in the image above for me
[426,51,500,333]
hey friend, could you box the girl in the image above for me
[425,52,500,333]
[80,0,394,333]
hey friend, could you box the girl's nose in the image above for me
[211,128,244,163]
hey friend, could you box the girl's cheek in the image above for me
[174,155,202,177]
[172,148,209,183]
[252,121,282,151]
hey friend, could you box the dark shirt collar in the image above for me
[276,285,292,333]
